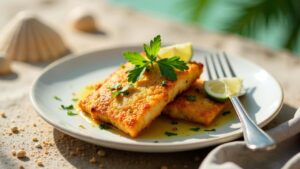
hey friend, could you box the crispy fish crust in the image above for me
[163,79,225,125]
[79,62,203,137]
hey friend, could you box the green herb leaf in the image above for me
[61,105,74,110]
[165,131,178,137]
[150,35,161,56]
[190,127,200,132]
[157,61,177,80]
[158,57,189,71]
[100,124,111,130]
[144,44,155,61]
[127,66,146,83]
[123,35,188,83]
[168,56,189,70]
[222,111,231,116]
[54,96,61,101]
[143,35,161,61]
[185,95,197,102]
[204,129,216,132]
[123,52,147,66]
[157,57,189,80]
[67,111,78,116]
[72,98,78,102]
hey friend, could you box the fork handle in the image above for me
[230,96,276,150]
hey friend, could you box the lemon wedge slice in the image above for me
[223,78,243,96]
[204,77,243,101]
[158,42,193,63]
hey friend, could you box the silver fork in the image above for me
[204,53,276,150]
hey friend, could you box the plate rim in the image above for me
[30,45,284,152]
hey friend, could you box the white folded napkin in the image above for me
[200,108,300,169]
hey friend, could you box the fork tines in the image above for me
[204,52,236,80]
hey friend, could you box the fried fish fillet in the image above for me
[163,79,225,125]
[79,62,203,137]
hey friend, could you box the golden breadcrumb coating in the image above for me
[79,62,203,137]
[163,79,225,125]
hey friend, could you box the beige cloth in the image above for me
[200,108,300,169]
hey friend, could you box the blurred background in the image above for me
[110,0,300,56]
[0,0,299,56]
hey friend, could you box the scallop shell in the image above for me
[68,7,98,32]
[0,53,11,75]
[0,11,70,63]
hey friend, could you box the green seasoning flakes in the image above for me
[61,104,74,110]
[164,131,178,137]
[204,129,216,132]
[61,104,78,116]
[67,111,78,116]
[53,96,61,101]
[190,127,200,132]
[161,80,167,87]
[99,124,111,130]
[222,111,231,116]
[185,95,197,102]
[112,84,133,97]
[120,64,126,69]
[72,98,78,102]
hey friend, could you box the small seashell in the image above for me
[0,53,11,75]
[68,7,98,32]
[0,11,70,63]
[16,149,26,158]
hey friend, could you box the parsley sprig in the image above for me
[123,35,188,83]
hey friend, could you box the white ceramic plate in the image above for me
[31,46,283,152]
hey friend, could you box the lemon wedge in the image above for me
[223,78,243,96]
[204,77,243,101]
[158,42,193,63]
